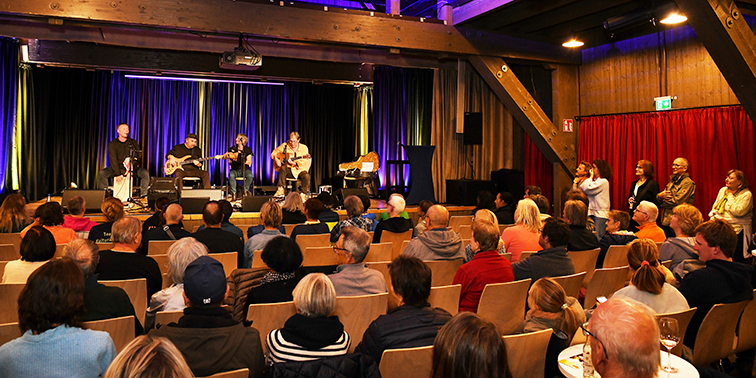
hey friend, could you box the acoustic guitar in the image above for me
[164,155,223,175]
[273,153,311,173]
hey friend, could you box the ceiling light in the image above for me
[562,39,584,48]
[123,74,283,85]
[660,13,687,24]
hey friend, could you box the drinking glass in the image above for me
[659,317,680,374]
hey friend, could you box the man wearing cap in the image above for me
[166,133,211,193]
[149,256,264,378]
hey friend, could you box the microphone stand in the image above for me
[125,142,148,211]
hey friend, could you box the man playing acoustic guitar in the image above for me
[271,131,311,196]
[165,133,210,193]
[226,133,254,198]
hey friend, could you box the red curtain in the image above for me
[578,106,755,215]
[524,132,554,214]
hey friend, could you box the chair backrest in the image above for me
[284,224,304,236]
[295,234,331,251]
[212,252,238,277]
[400,240,410,254]
[457,225,472,239]
[566,248,600,287]
[448,216,472,233]
[192,225,201,233]
[151,254,169,277]
[502,328,552,378]
[499,224,515,233]
[583,266,629,309]
[501,252,512,261]
[246,301,297,355]
[519,251,536,261]
[661,259,673,270]
[162,273,172,290]
[0,244,20,261]
[96,242,115,251]
[477,279,532,335]
[365,243,392,263]
[54,244,67,258]
[100,278,148,327]
[0,283,25,323]
[380,230,414,260]
[0,234,21,254]
[693,300,750,367]
[83,315,136,353]
[334,293,388,352]
[424,259,464,287]
[155,310,184,328]
[602,245,630,269]
[200,368,251,378]
[736,290,756,353]
[655,307,697,357]
[303,246,338,267]
[0,261,6,280]
[428,284,461,316]
[379,345,433,378]
[366,262,390,289]
[250,250,269,269]
[0,322,21,348]
[655,242,664,250]
[148,240,178,256]
[551,272,587,300]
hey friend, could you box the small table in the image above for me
[558,344,699,378]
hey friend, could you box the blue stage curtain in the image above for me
[0,37,18,194]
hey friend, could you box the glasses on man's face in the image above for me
[635,209,648,216]
[581,322,609,360]
[332,246,350,254]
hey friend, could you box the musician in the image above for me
[96,123,150,196]
[166,133,210,192]
[226,133,254,198]
[271,131,311,196]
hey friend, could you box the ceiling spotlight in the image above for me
[562,39,584,48]
[660,12,687,24]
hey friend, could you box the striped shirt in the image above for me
[266,329,351,366]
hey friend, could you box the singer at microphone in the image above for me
[226,133,255,199]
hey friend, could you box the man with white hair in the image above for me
[328,226,387,296]
[372,195,413,243]
[589,298,660,378]
[632,200,666,242]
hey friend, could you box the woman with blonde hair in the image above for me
[708,169,753,263]
[104,335,194,378]
[500,198,542,262]
[464,209,505,262]
[281,192,306,224]
[658,204,703,272]
[88,197,125,243]
[0,194,31,233]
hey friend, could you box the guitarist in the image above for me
[226,133,254,198]
[96,123,151,196]
[166,133,210,194]
[271,131,311,196]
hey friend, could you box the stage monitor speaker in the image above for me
[181,189,224,201]
[148,178,178,209]
[334,188,370,209]
[179,197,210,214]
[62,189,107,213]
[243,195,274,212]
[463,112,483,145]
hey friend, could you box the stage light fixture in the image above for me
[660,12,687,24]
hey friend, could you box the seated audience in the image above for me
[317,192,340,223]
[563,200,599,252]
[196,200,244,241]
[150,256,264,377]
[0,258,116,377]
[413,199,433,237]
[494,191,516,225]
[65,238,143,335]
[532,194,551,219]
[597,210,637,268]
[328,226,387,296]
[431,312,512,378]
[267,273,350,365]
[566,188,595,232]
[141,203,191,255]
[0,194,31,233]
[281,192,307,224]
[356,256,452,363]
[632,200,666,242]
[373,194,413,243]
[142,196,173,235]
[88,197,125,243]
[2,226,55,283]
[145,237,208,330]
[464,209,505,262]
[193,201,243,258]
[96,217,162,298]
[659,203,703,273]
[512,217,575,282]
[589,298,660,378]
[402,205,464,261]
[21,201,77,244]
[290,198,330,241]
[244,200,286,268]
[377,193,411,222]
[62,195,98,237]
[454,220,514,313]
[611,239,688,314]
[525,184,542,198]
[501,198,542,263]
[471,190,496,215]
[104,335,193,378]
[246,236,303,308]
[523,277,585,378]
[330,195,373,242]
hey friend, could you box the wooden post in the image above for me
[551,64,579,213]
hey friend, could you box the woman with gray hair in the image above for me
[144,237,208,330]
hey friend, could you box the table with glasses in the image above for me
[557,344,699,378]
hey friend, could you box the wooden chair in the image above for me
[519,251,536,261]
[655,307,697,357]
[246,301,297,354]
[655,242,664,250]
[502,328,552,378]
[566,248,600,287]
[96,242,115,251]
[448,216,472,233]
[428,284,461,316]
[400,240,410,254]
[334,293,388,352]
[0,322,21,347]
[499,224,515,233]
[736,290,756,354]
[365,242,392,262]
[0,234,21,254]
[602,245,630,269]
[691,300,750,367]
[162,273,172,289]
[295,233,330,251]
[367,231,374,240]
[367,262,390,288]
[148,240,178,256]
[201,368,250,378]
[250,250,268,269]
[661,259,673,270]
[100,278,148,327]
[83,315,136,353]
[54,244,67,258]
[583,266,629,309]
[477,279,531,335]
[457,224,472,239]
[151,254,169,277]
[192,225,201,233]
[380,229,414,260]
[212,252,238,277]
[0,261,6,280]
[551,272,587,299]
[302,246,338,266]
[0,244,20,261]
[155,310,184,327]
[379,345,433,378]
[284,223,304,236]
[0,283,25,323]
[501,252,512,261]
[424,259,463,287]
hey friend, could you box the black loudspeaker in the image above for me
[463,112,483,145]
[62,189,107,213]
[179,197,210,214]
[491,169,526,200]
[243,195,274,212]
[181,189,224,201]
[334,188,370,209]
[445,180,497,206]
[148,178,178,209]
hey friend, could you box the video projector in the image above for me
[220,50,262,70]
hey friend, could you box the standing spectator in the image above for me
[290,199,330,241]
[512,217,575,283]
[563,200,599,252]
[657,157,696,237]
[597,210,637,268]
[402,205,464,261]
[373,195,413,243]
[632,201,666,242]
[501,198,542,263]
[328,226,387,296]
[244,200,286,268]
[88,197,125,243]
[577,158,612,239]
[2,226,56,283]
[330,195,373,243]
[62,195,98,238]
[628,160,660,231]
[97,217,162,298]
[281,192,307,225]
[708,169,753,264]
[659,204,703,273]
[21,202,77,244]
[0,194,31,233]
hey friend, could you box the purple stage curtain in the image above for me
[0,37,17,193]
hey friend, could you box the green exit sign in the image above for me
[655,96,672,111]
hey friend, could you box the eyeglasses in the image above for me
[332,246,350,254]
[672,164,685,168]
[635,209,648,216]
[581,322,609,360]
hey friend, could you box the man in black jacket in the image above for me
[141,203,192,255]
[96,123,150,196]
[193,201,244,267]
[166,133,210,192]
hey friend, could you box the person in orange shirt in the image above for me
[20,202,77,244]
[632,201,666,243]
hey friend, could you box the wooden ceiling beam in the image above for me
[452,0,516,25]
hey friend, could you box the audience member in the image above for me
[566,188,595,232]
[431,312,512,378]
[328,226,387,296]
[0,258,116,377]
[494,191,516,225]
[141,203,191,255]
[453,220,514,313]
[104,335,193,378]
[471,190,496,215]
[377,193,411,222]
[150,256,264,377]
[632,200,666,242]
[413,200,433,237]
[563,200,599,251]
[317,192,340,223]
[142,196,173,235]
[193,201,244,259]
[356,256,452,363]
[577,158,612,239]
[267,273,350,365]
[0,194,31,233]
[88,197,125,243]
[62,195,98,237]
[524,184,542,198]
[373,195,413,243]
[330,195,373,242]
[627,160,660,231]
[659,204,703,273]
[244,200,286,268]
[196,200,244,242]
[21,201,77,244]
[402,205,464,261]
[501,198,542,263]
[532,194,551,219]
[512,217,575,282]
[246,236,303,308]
[2,226,55,283]
[290,198,330,241]
[657,157,696,236]
[464,209,505,262]
[597,210,637,268]
[281,192,307,224]
[708,169,753,263]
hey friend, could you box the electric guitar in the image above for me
[164,155,224,175]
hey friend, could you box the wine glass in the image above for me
[659,317,680,374]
